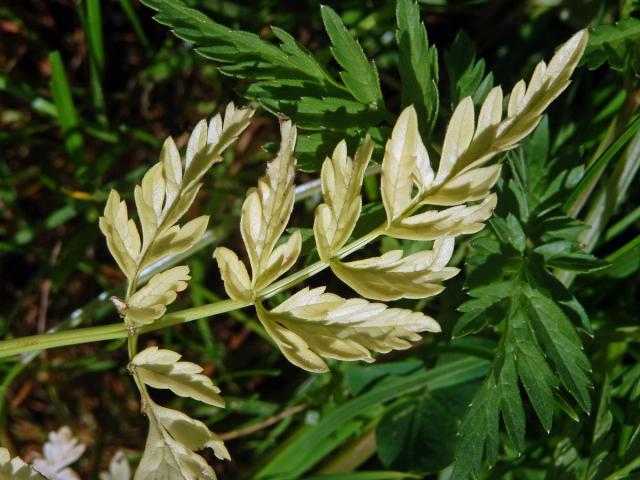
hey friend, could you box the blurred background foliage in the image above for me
[1,0,639,478]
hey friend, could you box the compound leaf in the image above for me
[239,119,299,291]
[395,0,439,137]
[582,17,640,72]
[314,137,373,261]
[320,5,383,106]
[132,347,224,407]
[256,287,440,373]
[135,403,228,480]
[125,266,191,325]
[330,237,459,301]
[381,106,431,223]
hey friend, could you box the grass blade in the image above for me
[565,114,640,217]
[48,51,84,167]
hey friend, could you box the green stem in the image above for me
[0,214,391,358]
[0,167,453,359]
[0,299,246,359]
[0,145,463,360]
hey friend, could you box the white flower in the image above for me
[100,451,131,480]
[32,427,85,480]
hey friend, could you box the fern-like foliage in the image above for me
[214,119,440,372]
[100,103,255,479]
[100,103,254,298]
[98,17,588,476]
[140,0,444,170]
[131,347,228,480]
[451,114,603,478]
[582,16,640,73]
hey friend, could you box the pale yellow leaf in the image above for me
[381,106,427,223]
[153,405,229,461]
[240,119,298,288]
[182,103,256,191]
[134,400,228,480]
[142,216,209,270]
[256,287,440,373]
[330,238,459,301]
[100,103,254,284]
[213,247,252,303]
[434,97,475,186]
[185,119,208,169]
[132,347,224,407]
[255,231,302,291]
[99,190,141,280]
[496,29,588,147]
[507,79,526,117]
[161,137,182,209]
[421,164,502,206]
[386,194,497,240]
[427,29,587,184]
[0,448,44,480]
[209,102,256,155]
[411,132,433,192]
[159,184,202,233]
[125,266,190,325]
[314,137,372,260]
[475,86,503,139]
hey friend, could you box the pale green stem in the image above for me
[0,168,451,359]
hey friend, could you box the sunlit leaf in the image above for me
[135,402,228,480]
[314,137,373,261]
[100,103,254,279]
[330,238,458,301]
[213,247,252,303]
[386,194,497,240]
[381,106,431,223]
[132,346,224,407]
[256,287,440,373]
[125,266,191,325]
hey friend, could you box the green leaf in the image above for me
[534,241,609,272]
[256,357,489,479]
[444,30,493,107]
[116,0,151,50]
[320,5,383,107]
[304,473,420,480]
[582,17,640,72]
[451,379,500,479]
[523,278,592,412]
[395,0,439,137]
[141,0,387,135]
[490,214,526,253]
[377,392,459,473]
[346,361,423,396]
[509,116,550,220]
[48,51,84,167]
[498,345,526,451]
[599,233,640,278]
[565,114,640,217]
[511,297,556,432]
[79,0,108,126]
[454,271,592,476]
